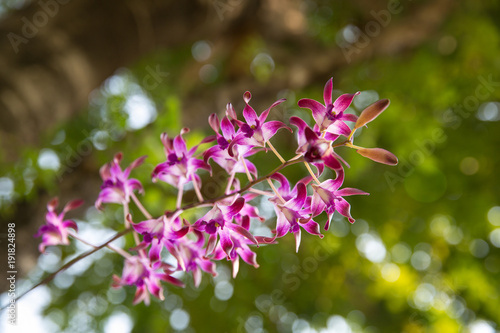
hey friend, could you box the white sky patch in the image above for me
[0,286,52,333]
[104,311,133,333]
[37,149,60,171]
[170,308,190,331]
[192,40,212,62]
[469,320,497,333]
[124,93,157,130]
[0,177,14,199]
[356,233,387,263]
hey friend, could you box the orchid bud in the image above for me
[354,99,390,129]
[357,147,398,165]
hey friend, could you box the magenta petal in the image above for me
[209,113,220,133]
[148,239,163,263]
[323,152,342,170]
[269,172,291,196]
[294,229,302,253]
[243,103,258,125]
[311,162,325,176]
[336,198,355,223]
[133,218,163,237]
[261,121,291,141]
[324,132,340,142]
[225,103,238,120]
[302,220,323,237]
[287,182,307,210]
[198,258,217,276]
[99,163,112,181]
[311,191,326,217]
[298,98,326,125]
[129,155,147,170]
[326,121,352,137]
[63,199,84,213]
[162,273,185,288]
[342,113,358,122]
[336,187,369,196]
[225,197,245,218]
[323,78,333,106]
[229,224,258,244]
[289,116,309,132]
[206,234,218,256]
[238,247,259,267]
[275,215,289,238]
[221,116,235,139]
[255,236,277,244]
[259,98,285,123]
[243,91,252,103]
[47,197,59,212]
[333,92,359,113]
[127,179,144,192]
[62,220,78,231]
[173,134,187,154]
[219,230,234,258]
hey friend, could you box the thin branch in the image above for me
[0,228,132,310]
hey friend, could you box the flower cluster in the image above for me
[35,78,397,305]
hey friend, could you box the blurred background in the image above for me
[1,0,500,332]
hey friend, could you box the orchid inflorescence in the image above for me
[35,78,397,305]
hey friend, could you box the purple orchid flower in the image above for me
[204,114,259,177]
[290,116,346,171]
[212,229,259,278]
[174,231,218,287]
[268,174,323,252]
[226,92,290,148]
[311,168,369,228]
[112,256,184,305]
[132,214,189,264]
[152,128,211,188]
[192,196,258,259]
[35,197,83,253]
[95,152,146,210]
[132,214,216,287]
[298,78,359,137]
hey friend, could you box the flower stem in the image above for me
[240,155,254,182]
[176,185,184,209]
[124,203,145,257]
[68,231,132,259]
[131,193,153,220]
[3,228,133,309]
[345,142,363,150]
[266,140,286,163]
[175,156,304,216]
[249,188,274,197]
[193,180,204,203]
[304,162,321,185]
[225,171,236,194]
[267,178,286,204]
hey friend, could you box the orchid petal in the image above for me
[221,116,235,139]
[298,98,326,125]
[336,188,369,196]
[333,92,359,113]
[323,78,333,106]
